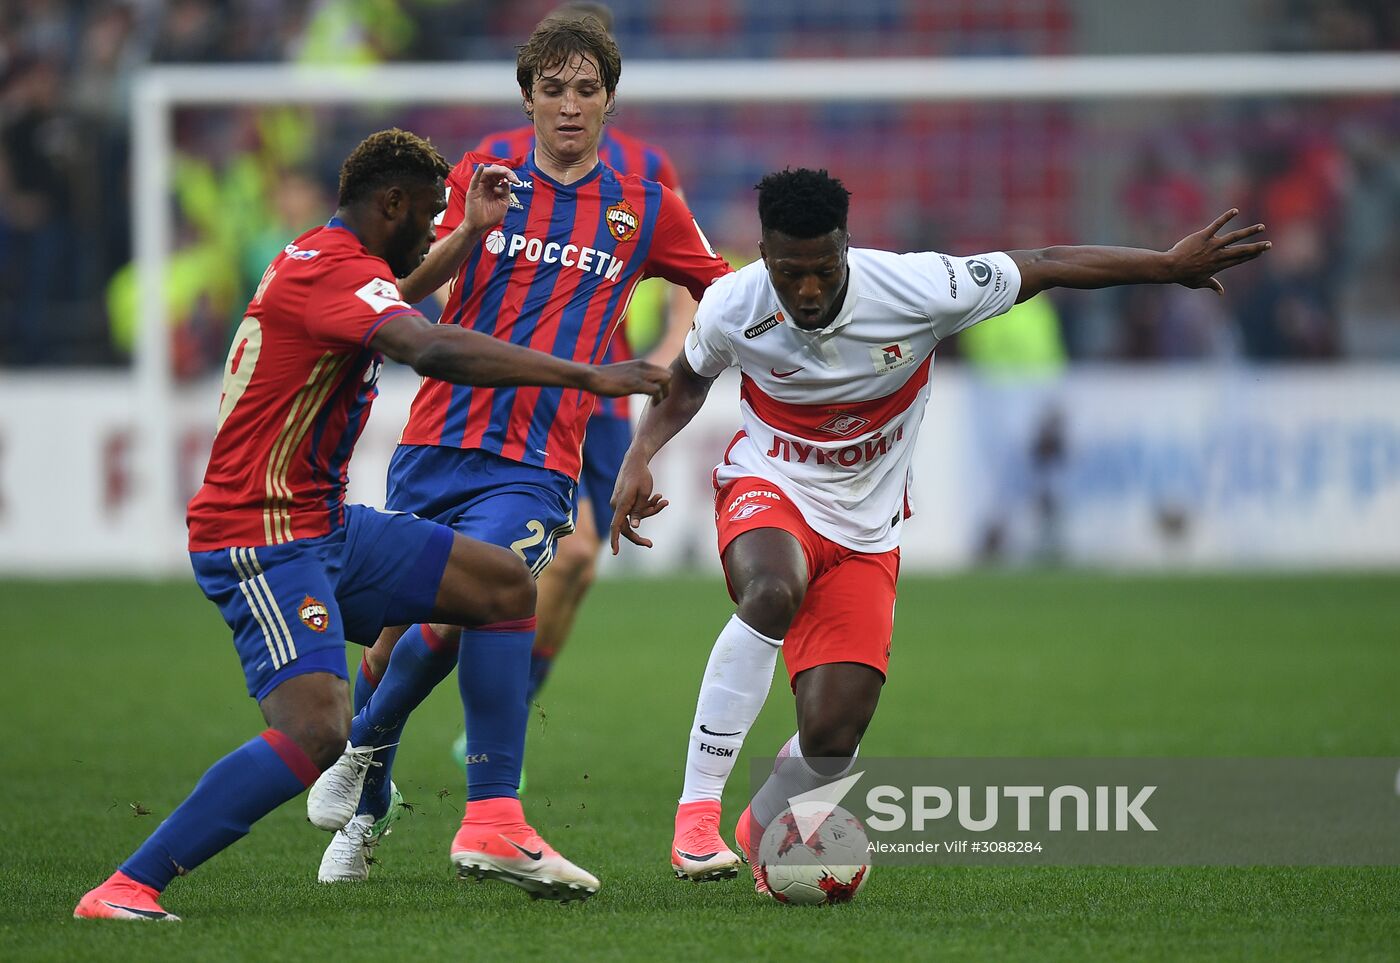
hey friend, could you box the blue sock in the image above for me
[524,649,555,707]
[459,619,535,801]
[352,652,378,716]
[352,623,456,817]
[120,730,317,891]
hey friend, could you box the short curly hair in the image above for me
[756,168,851,239]
[338,128,450,207]
[517,14,621,98]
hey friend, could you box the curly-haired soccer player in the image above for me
[73,129,667,921]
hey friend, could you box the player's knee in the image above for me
[439,545,536,627]
[550,532,599,592]
[737,575,805,638]
[798,722,862,765]
[285,713,351,771]
[482,557,536,625]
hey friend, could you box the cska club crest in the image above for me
[605,200,639,242]
[298,596,330,633]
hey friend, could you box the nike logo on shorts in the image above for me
[770,367,802,378]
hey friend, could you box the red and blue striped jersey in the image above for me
[472,126,683,419]
[474,126,681,195]
[188,220,420,550]
[398,150,729,480]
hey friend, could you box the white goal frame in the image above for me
[130,54,1400,572]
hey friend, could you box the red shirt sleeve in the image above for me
[645,186,731,301]
[304,255,423,348]
[434,156,474,241]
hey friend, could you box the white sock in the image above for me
[678,615,782,804]
[751,743,860,829]
[779,731,860,763]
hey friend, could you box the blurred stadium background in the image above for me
[1,0,1398,575]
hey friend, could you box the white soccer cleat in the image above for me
[318,784,405,883]
[320,814,375,883]
[307,742,382,831]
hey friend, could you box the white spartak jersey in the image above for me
[685,247,1021,553]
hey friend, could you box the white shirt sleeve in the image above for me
[905,250,1022,340]
[683,279,738,378]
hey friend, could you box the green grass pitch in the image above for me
[2,573,1398,960]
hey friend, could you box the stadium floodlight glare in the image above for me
[130,54,1400,573]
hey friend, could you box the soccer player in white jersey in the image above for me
[609,168,1270,889]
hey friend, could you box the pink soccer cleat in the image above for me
[449,797,599,902]
[671,800,742,882]
[74,871,180,922]
[734,804,770,896]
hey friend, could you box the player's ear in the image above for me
[521,89,534,118]
[381,184,406,219]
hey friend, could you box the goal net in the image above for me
[100,55,1400,572]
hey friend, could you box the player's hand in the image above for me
[460,164,522,234]
[609,456,668,554]
[1163,209,1271,295]
[587,360,671,401]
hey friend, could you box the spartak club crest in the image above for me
[298,595,330,633]
[605,200,639,242]
[819,412,871,437]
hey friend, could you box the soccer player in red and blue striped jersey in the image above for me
[310,14,729,886]
[74,129,668,920]
[476,121,680,208]
[394,144,713,472]
[465,98,693,722]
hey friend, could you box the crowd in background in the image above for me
[1,0,1398,371]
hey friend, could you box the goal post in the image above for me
[129,54,1400,573]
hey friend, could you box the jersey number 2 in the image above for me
[510,520,547,561]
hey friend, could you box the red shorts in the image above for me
[715,476,900,689]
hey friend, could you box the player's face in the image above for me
[386,178,447,278]
[760,229,851,330]
[525,54,613,164]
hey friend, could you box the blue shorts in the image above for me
[190,504,455,701]
[386,445,576,577]
[576,412,632,539]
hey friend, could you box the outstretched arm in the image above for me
[610,352,717,553]
[371,313,670,400]
[1010,209,1270,304]
[397,164,520,304]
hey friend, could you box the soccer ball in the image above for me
[758,805,870,905]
